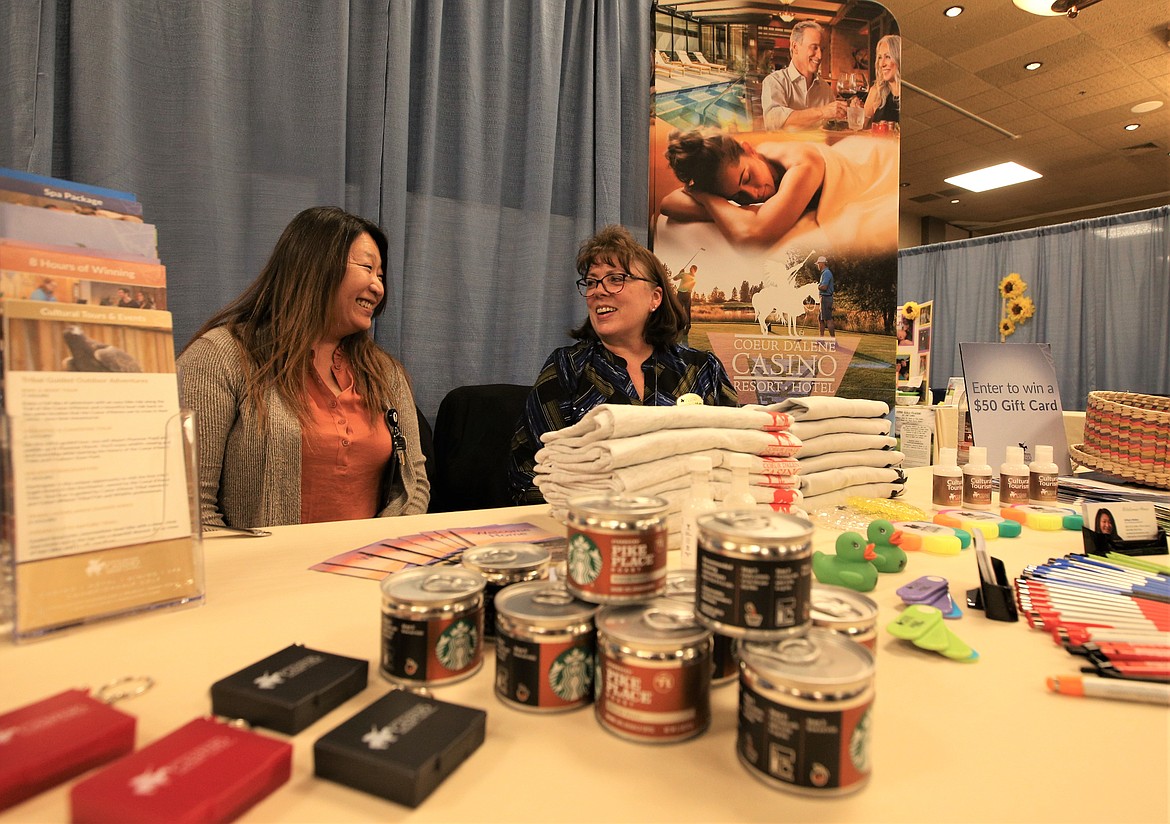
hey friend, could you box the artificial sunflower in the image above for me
[999,317,1016,337]
[901,301,920,320]
[999,273,1026,299]
[1007,296,1035,320]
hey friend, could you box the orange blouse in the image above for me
[300,350,393,523]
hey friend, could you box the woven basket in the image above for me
[1068,391,1170,490]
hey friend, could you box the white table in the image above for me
[3,467,1168,823]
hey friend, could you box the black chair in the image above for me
[415,405,437,497]
[429,383,530,512]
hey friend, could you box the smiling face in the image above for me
[713,144,777,205]
[585,257,662,349]
[876,42,898,84]
[791,27,825,79]
[327,231,384,340]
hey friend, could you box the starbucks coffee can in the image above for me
[810,584,879,651]
[595,598,712,743]
[565,495,668,604]
[461,542,551,638]
[379,568,484,687]
[738,630,875,796]
[695,510,814,640]
[494,580,599,712]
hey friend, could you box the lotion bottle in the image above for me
[723,453,757,510]
[961,446,993,510]
[933,447,963,510]
[1029,444,1060,504]
[999,446,1031,506]
[680,455,716,571]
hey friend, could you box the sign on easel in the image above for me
[959,342,1071,473]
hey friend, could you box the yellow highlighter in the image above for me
[1001,504,1084,531]
[891,521,966,556]
[933,508,1023,540]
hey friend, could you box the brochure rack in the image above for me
[0,409,204,643]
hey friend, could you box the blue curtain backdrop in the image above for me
[0,0,651,420]
[898,206,1170,411]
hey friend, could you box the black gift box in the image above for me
[210,644,368,734]
[313,689,486,807]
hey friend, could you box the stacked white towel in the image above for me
[772,396,907,508]
[533,405,805,525]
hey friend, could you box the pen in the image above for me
[1046,675,1170,706]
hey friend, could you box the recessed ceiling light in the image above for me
[1124,123,1140,131]
[900,182,910,188]
[1024,61,1042,71]
[951,199,960,204]
[945,162,1043,193]
[944,6,964,17]
[1131,100,1164,114]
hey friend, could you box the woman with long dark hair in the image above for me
[179,206,428,528]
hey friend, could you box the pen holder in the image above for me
[1081,527,1168,558]
[965,555,1018,622]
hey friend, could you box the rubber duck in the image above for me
[867,519,907,573]
[813,531,878,592]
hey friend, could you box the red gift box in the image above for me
[0,689,135,811]
[70,717,290,823]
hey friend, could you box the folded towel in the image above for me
[797,449,905,474]
[789,416,891,440]
[800,466,907,498]
[538,479,803,508]
[795,433,898,459]
[534,450,800,489]
[536,429,802,472]
[542,404,793,447]
[771,396,890,421]
[800,481,906,508]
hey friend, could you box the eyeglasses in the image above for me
[575,272,654,297]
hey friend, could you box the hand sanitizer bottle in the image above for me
[680,455,716,571]
[933,447,963,510]
[999,446,1031,506]
[723,453,758,510]
[1028,444,1060,504]
[961,446,993,510]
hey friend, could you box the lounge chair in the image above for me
[694,52,727,72]
[675,51,713,74]
[654,50,678,78]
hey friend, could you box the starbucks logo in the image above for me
[849,706,872,773]
[548,646,593,702]
[436,619,478,671]
[568,534,603,584]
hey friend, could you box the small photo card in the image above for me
[1081,502,1159,542]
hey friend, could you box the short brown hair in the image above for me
[571,224,685,347]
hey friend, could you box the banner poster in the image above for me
[649,2,900,407]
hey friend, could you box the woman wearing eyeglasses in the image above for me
[507,224,738,504]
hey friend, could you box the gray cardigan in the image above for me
[177,326,429,528]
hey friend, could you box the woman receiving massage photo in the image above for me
[658,129,897,252]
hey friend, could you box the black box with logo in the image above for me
[313,689,486,807]
[210,644,368,734]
